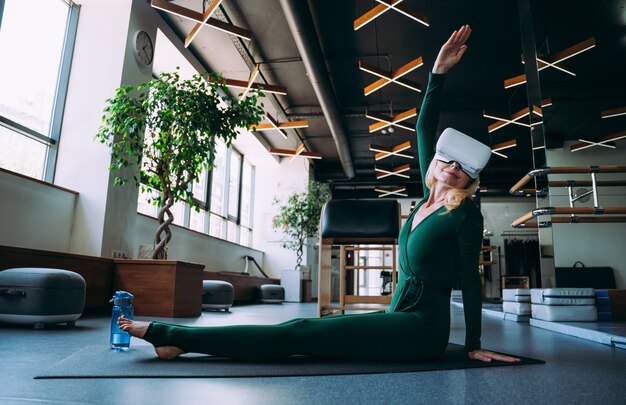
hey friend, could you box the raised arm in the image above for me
[416,25,472,196]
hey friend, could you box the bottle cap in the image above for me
[110,290,134,305]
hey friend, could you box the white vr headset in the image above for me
[433,128,491,179]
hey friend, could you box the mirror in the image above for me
[517,0,554,287]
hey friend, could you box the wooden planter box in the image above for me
[113,259,204,318]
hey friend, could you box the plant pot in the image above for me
[137,244,167,260]
[280,269,302,302]
[113,259,204,317]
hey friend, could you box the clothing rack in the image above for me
[501,234,541,291]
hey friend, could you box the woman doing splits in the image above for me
[119,25,520,364]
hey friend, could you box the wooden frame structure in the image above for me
[318,200,401,317]
[340,246,397,308]
[509,165,626,228]
[319,242,398,317]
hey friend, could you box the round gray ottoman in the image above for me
[0,268,86,329]
[202,280,234,311]
[259,284,285,304]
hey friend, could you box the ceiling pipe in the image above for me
[279,0,355,179]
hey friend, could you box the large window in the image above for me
[137,138,256,248]
[0,0,78,181]
[208,141,255,247]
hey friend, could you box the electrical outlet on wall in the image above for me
[111,250,128,259]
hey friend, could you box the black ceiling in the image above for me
[154,0,626,199]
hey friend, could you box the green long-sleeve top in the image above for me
[387,72,484,352]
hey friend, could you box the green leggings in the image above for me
[143,310,449,361]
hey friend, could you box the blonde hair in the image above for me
[425,159,480,212]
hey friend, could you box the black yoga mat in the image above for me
[36,343,543,379]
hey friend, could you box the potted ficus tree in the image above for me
[273,180,331,274]
[96,70,264,258]
[95,70,264,316]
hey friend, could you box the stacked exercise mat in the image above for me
[502,288,531,321]
[502,288,626,323]
[595,289,626,321]
[530,288,597,322]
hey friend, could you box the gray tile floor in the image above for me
[1,302,626,405]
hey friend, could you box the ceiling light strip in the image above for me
[491,139,517,158]
[354,3,393,30]
[536,57,576,76]
[570,130,626,152]
[264,113,288,139]
[375,186,408,198]
[548,37,596,64]
[239,64,260,100]
[504,38,595,89]
[360,58,423,96]
[184,0,224,48]
[375,0,429,26]
[354,0,428,30]
[367,108,417,133]
[375,164,411,179]
[601,107,626,119]
[150,0,251,41]
[269,147,322,159]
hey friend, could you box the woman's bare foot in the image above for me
[117,316,150,339]
[155,346,184,360]
[117,316,184,359]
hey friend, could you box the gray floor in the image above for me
[1,302,625,405]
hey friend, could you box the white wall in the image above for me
[0,169,76,252]
[249,146,311,279]
[54,0,134,257]
[53,0,166,258]
[134,214,264,275]
[546,142,626,288]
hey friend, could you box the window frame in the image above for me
[0,0,80,182]
[226,147,243,223]
[138,138,256,248]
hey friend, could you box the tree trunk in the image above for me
[295,236,305,270]
[153,193,175,259]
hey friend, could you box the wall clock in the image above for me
[132,30,154,66]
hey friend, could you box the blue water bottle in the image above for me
[110,290,134,350]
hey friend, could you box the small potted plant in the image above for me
[273,180,331,274]
[95,70,264,316]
